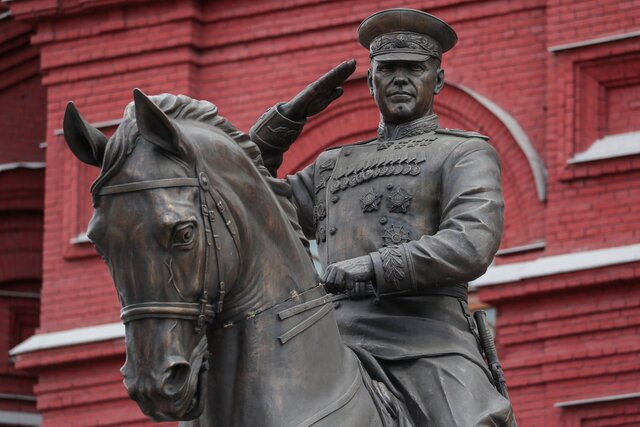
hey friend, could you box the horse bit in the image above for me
[95,168,239,334]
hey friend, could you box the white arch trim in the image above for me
[447,82,547,201]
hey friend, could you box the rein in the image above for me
[99,171,239,333]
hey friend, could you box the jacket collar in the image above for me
[377,114,440,141]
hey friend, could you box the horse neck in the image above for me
[201,161,360,426]
[205,282,359,427]
[217,165,320,322]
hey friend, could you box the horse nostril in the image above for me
[162,361,191,396]
[121,365,137,396]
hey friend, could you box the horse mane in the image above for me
[91,93,265,200]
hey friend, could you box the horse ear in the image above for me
[133,89,186,158]
[63,102,108,167]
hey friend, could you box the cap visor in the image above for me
[372,52,431,62]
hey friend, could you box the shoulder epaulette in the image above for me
[435,128,489,140]
[324,137,377,151]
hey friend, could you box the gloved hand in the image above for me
[322,255,374,294]
[279,59,356,121]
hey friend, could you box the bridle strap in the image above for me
[121,302,216,323]
[99,178,200,195]
[97,171,238,333]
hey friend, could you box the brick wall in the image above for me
[5,0,640,425]
[606,83,640,136]
[479,5,640,424]
[22,0,558,335]
[0,9,46,423]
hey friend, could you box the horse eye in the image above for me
[174,224,195,246]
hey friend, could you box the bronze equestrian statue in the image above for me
[62,8,516,427]
[250,8,516,426]
[64,90,414,426]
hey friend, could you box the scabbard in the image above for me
[474,310,511,401]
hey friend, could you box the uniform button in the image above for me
[343,150,351,157]
[329,227,337,235]
[386,183,394,190]
[331,195,340,203]
[379,216,388,224]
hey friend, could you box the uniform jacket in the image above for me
[250,109,504,364]
[269,116,504,298]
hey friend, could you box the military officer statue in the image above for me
[250,8,516,426]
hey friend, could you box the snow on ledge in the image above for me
[569,131,640,164]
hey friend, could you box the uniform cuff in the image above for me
[370,251,385,295]
[371,245,414,296]
[249,102,306,152]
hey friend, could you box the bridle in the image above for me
[96,169,240,334]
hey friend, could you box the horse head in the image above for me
[63,90,394,427]
[63,90,261,420]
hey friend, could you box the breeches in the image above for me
[382,355,516,427]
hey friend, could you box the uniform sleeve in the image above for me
[285,163,318,240]
[249,103,306,177]
[248,103,319,240]
[370,138,504,296]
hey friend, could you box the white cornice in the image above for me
[496,240,545,256]
[10,244,640,355]
[0,162,45,173]
[569,131,640,164]
[472,243,640,287]
[555,391,640,408]
[54,118,121,136]
[0,410,41,426]
[548,30,640,52]
[10,322,124,356]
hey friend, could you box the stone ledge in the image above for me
[473,243,640,287]
[555,391,640,408]
[569,131,640,164]
[10,323,123,356]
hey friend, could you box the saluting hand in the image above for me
[279,59,357,122]
[322,255,374,294]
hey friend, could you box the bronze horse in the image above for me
[63,91,411,426]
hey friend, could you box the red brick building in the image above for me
[2,0,640,426]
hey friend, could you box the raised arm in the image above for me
[249,60,356,177]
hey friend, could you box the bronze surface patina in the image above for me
[64,90,413,426]
[63,8,516,427]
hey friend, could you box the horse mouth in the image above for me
[175,362,208,421]
[181,357,208,420]
[140,335,210,422]
[151,355,209,422]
